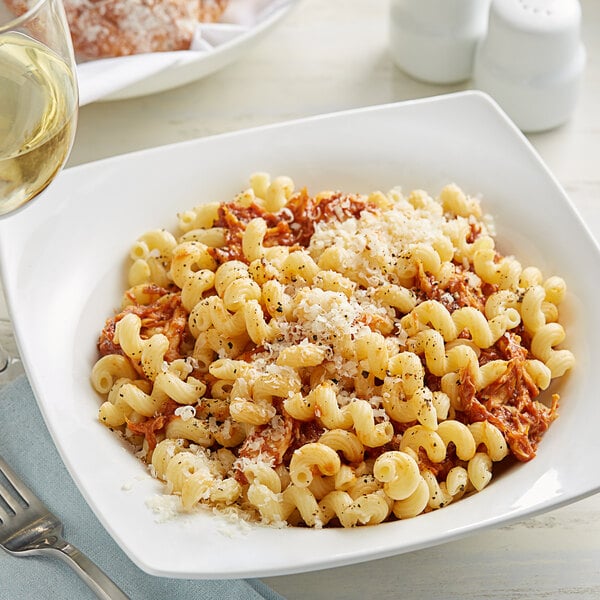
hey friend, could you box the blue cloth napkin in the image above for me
[0,375,285,600]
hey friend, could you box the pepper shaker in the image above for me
[473,0,586,132]
[389,0,491,84]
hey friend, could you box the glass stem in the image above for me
[0,342,9,373]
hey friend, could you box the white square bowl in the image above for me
[1,91,598,579]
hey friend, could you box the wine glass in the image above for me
[0,0,78,382]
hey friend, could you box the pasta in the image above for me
[92,174,575,528]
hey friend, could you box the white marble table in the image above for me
[3,0,600,597]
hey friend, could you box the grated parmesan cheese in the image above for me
[174,405,196,421]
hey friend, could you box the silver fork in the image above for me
[0,455,130,599]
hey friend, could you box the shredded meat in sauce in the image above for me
[210,189,377,264]
[235,412,295,484]
[98,285,191,364]
[416,263,491,312]
[457,333,558,462]
[126,399,180,455]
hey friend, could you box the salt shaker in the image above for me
[389,0,491,84]
[473,0,586,132]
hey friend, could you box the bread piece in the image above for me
[8,0,229,59]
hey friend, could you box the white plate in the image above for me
[1,92,599,579]
[77,0,298,105]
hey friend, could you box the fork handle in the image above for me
[50,539,130,599]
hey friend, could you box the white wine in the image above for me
[0,32,77,216]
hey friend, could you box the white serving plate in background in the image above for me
[77,0,298,105]
[0,91,598,579]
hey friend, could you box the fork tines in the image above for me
[0,456,30,523]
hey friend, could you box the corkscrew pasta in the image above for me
[92,173,574,528]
